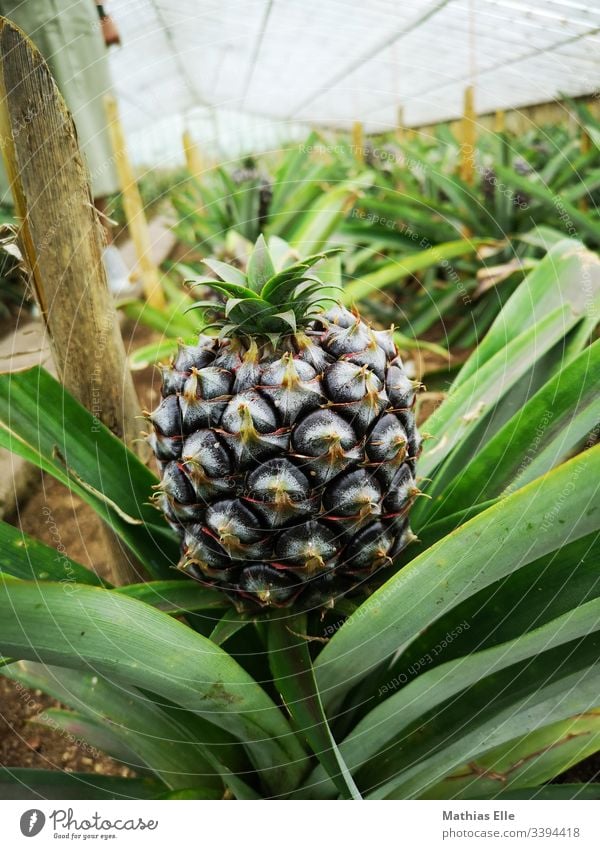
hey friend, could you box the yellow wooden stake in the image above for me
[459,85,476,184]
[580,129,591,211]
[396,106,405,143]
[183,129,204,180]
[352,121,365,162]
[494,109,505,133]
[581,129,591,155]
[104,95,165,309]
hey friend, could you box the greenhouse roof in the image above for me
[110,0,600,158]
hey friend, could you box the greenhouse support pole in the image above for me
[352,122,365,162]
[459,85,476,184]
[104,95,165,310]
[0,21,147,585]
[183,129,204,181]
[396,106,405,142]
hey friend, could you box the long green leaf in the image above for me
[288,176,372,254]
[269,133,320,215]
[389,532,600,685]
[369,637,600,798]
[422,711,600,799]
[268,162,338,238]
[455,239,600,388]
[495,784,600,800]
[128,338,181,371]
[157,787,223,799]
[394,331,450,359]
[0,367,178,579]
[269,615,361,800]
[306,590,600,797]
[406,499,500,553]
[0,521,107,586]
[3,661,232,791]
[342,239,485,303]
[209,610,251,646]
[115,580,228,614]
[32,708,145,770]
[342,530,599,743]
[0,767,161,800]
[414,303,583,492]
[315,444,600,709]
[494,163,600,243]
[434,338,600,512]
[120,300,199,337]
[0,579,307,795]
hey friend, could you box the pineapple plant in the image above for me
[147,237,421,609]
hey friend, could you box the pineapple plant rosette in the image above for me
[0,237,598,800]
[148,237,421,609]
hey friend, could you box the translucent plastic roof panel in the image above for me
[109,0,600,147]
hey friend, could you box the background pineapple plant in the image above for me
[147,237,421,609]
[158,117,600,362]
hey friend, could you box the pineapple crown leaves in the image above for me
[187,235,344,340]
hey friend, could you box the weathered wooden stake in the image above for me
[459,85,476,184]
[0,19,144,584]
[104,95,165,310]
[352,121,365,162]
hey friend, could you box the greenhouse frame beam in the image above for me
[147,0,208,112]
[286,0,451,118]
[370,24,600,126]
[241,0,274,105]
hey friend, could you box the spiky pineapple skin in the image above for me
[149,306,421,610]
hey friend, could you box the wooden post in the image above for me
[183,129,204,180]
[104,95,165,309]
[0,20,144,584]
[352,121,365,162]
[459,85,476,184]
[494,109,505,133]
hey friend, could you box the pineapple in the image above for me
[148,237,421,609]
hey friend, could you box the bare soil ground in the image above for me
[0,678,134,778]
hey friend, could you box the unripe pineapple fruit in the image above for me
[148,237,421,609]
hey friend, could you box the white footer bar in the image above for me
[0,799,597,848]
